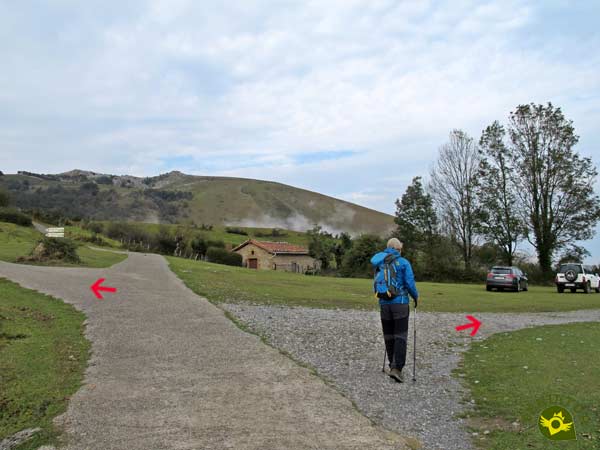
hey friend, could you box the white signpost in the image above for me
[45,227,65,238]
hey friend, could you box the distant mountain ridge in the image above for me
[1,170,395,235]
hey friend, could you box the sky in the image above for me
[1,0,600,261]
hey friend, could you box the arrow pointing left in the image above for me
[90,278,117,299]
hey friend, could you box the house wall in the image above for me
[234,244,318,273]
[272,254,318,273]
[234,244,274,270]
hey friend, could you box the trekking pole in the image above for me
[381,346,386,373]
[412,304,417,382]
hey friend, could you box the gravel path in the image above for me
[221,303,600,450]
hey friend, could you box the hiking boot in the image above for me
[389,368,404,383]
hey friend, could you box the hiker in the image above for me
[371,238,418,382]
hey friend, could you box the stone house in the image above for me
[232,239,319,273]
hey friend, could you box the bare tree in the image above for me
[430,130,482,271]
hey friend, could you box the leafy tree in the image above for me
[477,122,525,265]
[340,234,384,278]
[154,225,177,254]
[333,232,353,269]
[506,103,600,276]
[430,130,482,271]
[190,235,208,258]
[307,225,335,270]
[394,176,437,267]
[206,247,242,266]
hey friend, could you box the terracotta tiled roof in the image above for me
[232,239,309,255]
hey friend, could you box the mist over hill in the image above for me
[0,170,394,235]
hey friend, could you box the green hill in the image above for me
[0,170,394,235]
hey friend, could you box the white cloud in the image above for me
[1,0,600,258]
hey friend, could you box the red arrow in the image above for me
[455,315,482,336]
[90,278,117,299]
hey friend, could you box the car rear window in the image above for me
[559,264,582,274]
[492,267,511,274]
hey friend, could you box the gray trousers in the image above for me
[380,303,410,370]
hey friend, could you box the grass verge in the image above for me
[0,222,127,268]
[457,322,600,449]
[167,257,600,312]
[0,278,90,449]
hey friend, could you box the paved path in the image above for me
[32,221,48,234]
[0,254,407,450]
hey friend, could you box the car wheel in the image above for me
[486,286,492,291]
[584,282,591,294]
[595,286,600,293]
[523,282,528,292]
[557,286,564,293]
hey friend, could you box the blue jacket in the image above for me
[370,247,418,305]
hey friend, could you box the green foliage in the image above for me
[340,234,384,278]
[394,176,438,273]
[333,232,353,269]
[206,247,242,266]
[254,228,287,238]
[143,189,193,201]
[82,221,104,234]
[225,227,248,236]
[0,278,90,448]
[155,225,177,254]
[307,226,336,270]
[79,181,99,196]
[95,175,113,185]
[0,207,32,226]
[477,121,525,265]
[29,237,81,263]
[506,103,600,275]
[0,189,9,207]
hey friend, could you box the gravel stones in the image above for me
[222,304,600,450]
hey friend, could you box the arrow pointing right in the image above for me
[455,315,482,336]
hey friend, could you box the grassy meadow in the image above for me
[0,278,90,449]
[167,256,600,313]
[0,222,126,268]
[459,322,600,449]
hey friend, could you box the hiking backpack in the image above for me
[372,253,402,300]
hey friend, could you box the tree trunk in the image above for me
[537,245,553,278]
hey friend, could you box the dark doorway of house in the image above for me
[248,258,258,269]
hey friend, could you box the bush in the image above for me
[0,207,32,226]
[255,228,287,238]
[206,247,242,266]
[82,221,104,234]
[96,175,114,185]
[22,237,80,263]
[0,189,9,207]
[225,227,248,236]
[340,234,384,278]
